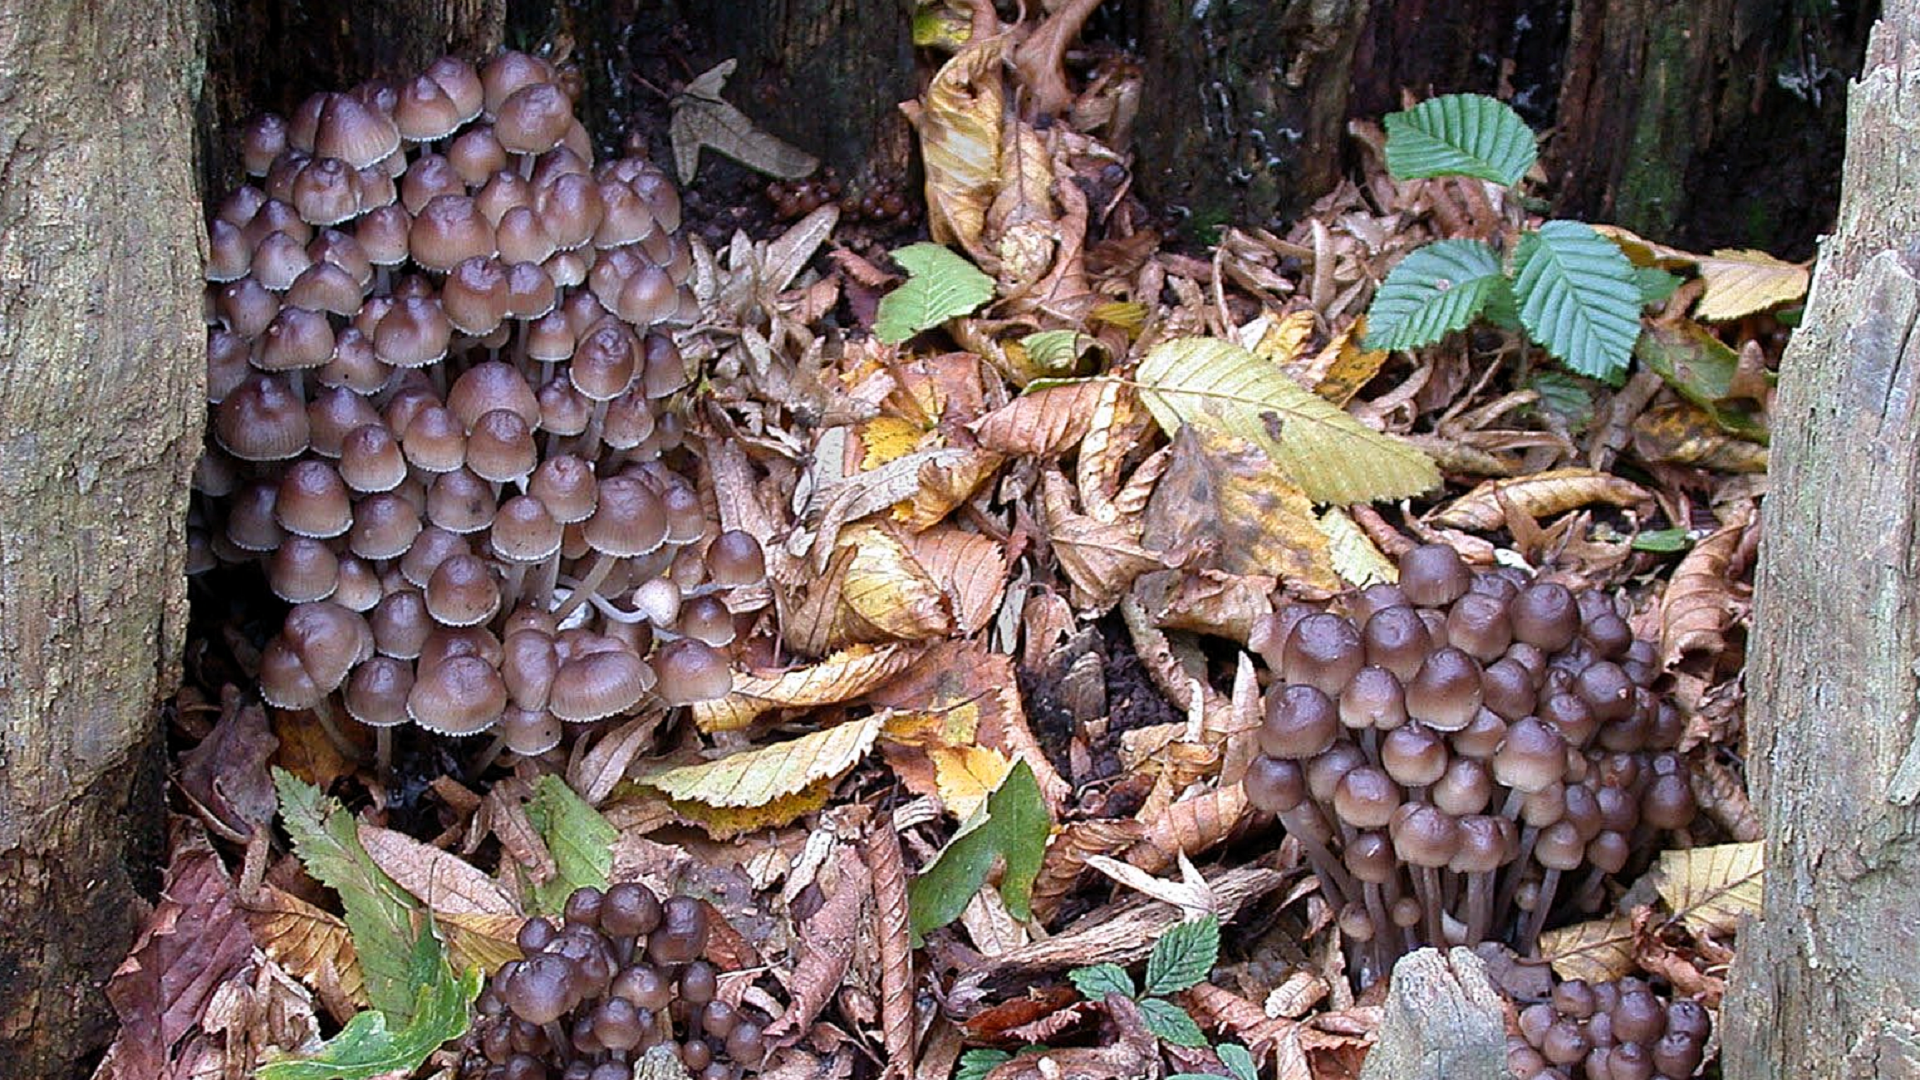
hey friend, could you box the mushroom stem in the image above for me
[1494,825,1541,925]
[543,1020,572,1066]
[502,562,529,613]
[467,733,508,781]
[550,551,617,623]
[309,697,362,763]
[1464,871,1495,945]
[1364,881,1398,977]
[1414,864,1445,947]
[1278,808,1354,911]
[578,398,609,460]
[375,726,393,780]
[1521,868,1563,955]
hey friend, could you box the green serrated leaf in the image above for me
[1135,338,1440,504]
[1070,962,1137,1001]
[1144,915,1220,995]
[1020,329,1102,377]
[523,775,617,915]
[1138,997,1209,1048]
[1634,265,1683,306]
[257,949,481,1080]
[874,242,994,344]
[1219,1043,1259,1080]
[908,759,1050,943]
[273,768,428,1023]
[1512,221,1645,380]
[1529,369,1597,434]
[955,1048,1014,1080]
[1383,93,1538,185]
[1631,528,1694,553]
[1364,239,1504,351]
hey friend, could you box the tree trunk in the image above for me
[1722,6,1920,1077]
[0,0,206,1074]
[1131,0,1372,236]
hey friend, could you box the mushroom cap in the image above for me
[292,157,362,226]
[370,588,432,659]
[1282,612,1365,696]
[583,476,667,558]
[1260,683,1339,760]
[1362,605,1431,683]
[677,595,735,648]
[261,601,374,708]
[307,388,381,458]
[1511,581,1579,651]
[407,654,507,735]
[267,536,339,603]
[1244,755,1307,814]
[529,455,598,522]
[224,482,284,552]
[1338,665,1407,731]
[538,171,603,250]
[652,639,731,705]
[216,375,310,461]
[501,629,559,711]
[1381,722,1448,787]
[1332,765,1401,829]
[345,655,416,727]
[1445,591,1512,662]
[426,552,502,627]
[1405,646,1484,730]
[330,556,382,612]
[445,125,507,187]
[275,459,353,538]
[1389,802,1460,868]
[314,93,400,170]
[480,51,553,117]
[550,650,651,722]
[374,295,452,369]
[491,495,563,564]
[1398,543,1470,607]
[409,194,495,273]
[394,73,466,142]
[494,82,573,154]
[338,423,409,493]
[705,530,766,587]
[440,255,510,335]
[400,524,471,589]
[1492,717,1569,793]
[499,705,563,755]
[355,203,413,266]
[569,323,639,401]
[400,404,467,473]
[447,360,542,430]
[1432,756,1493,816]
[424,55,484,123]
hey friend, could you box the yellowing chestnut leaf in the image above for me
[1428,468,1649,531]
[692,643,921,732]
[643,714,884,809]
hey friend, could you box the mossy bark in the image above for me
[1722,5,1920,1076]
[0,0,206,1073]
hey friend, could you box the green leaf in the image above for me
[1138,997,1209,1048]
[1482,275,1522,331]
[1219,1043,1259,1080]
[1632,321,1770,444]
[1383,93,1538,185]
[273,768,428,1023]
[1511,221,1645,380]
[874,242,994,344]
[257,947,481,1080]
[955,1048,1014,1080]
[1631,528,1693,553]
[1020,329,1103,377]
[1529,369,1597,434]
[1070,962,1137,1001]
[522,775,617,915]
[1634,265,1683,306]
[1134,338,1440,504]
[1364,239,1504,351]
[908,759,1050,943]
[1144,915,1220,996]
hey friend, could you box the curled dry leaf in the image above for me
[906,37,1003,262]
[900,446,1004,530]
[865,821,917,1072]
[1632,400,1769,472]
[1428,468,1650,530]
[646,714,884,809]
[1539,914,1637,984]
[693,643,920,732]
[177,694,278,840]
[241,884,366,1021]
[1660,507,1752,668]
[768,846,869,1040]
[1646,841,1763,939]
[904,525,1008,635]
[1126,782,1250,874]
[1141,424,1339,589]
[1040,470,1165,610]
[971,379,1105,456]
[1696,756,1762,841]
[1310,318,1391,407]
[569,709,668,806]
[837,522,955,642]
[1319,506,1398,588]
[1693,248,1811,322]
[1076,378,1151,523]
[1028,818,1148,923]
[355,823,515,917]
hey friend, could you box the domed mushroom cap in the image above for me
[1260,683,1338,760]
[330,556,381,612]
[501,629,560,711]
[491,495,563,564]
[583,476,668,558]
[395,73,466,142]
[1399,543,1470,607]
[1338,665,1406,732]
[427,467,499,535]
[652,639,731,705]
[260,601,374,708]
[400,524,471,589]
[407,654,507,735]
[1361,605,1431,683]
[1381,722,1448,787]
[499,705,563,755]
[467,409,537,484]
[550,650,651,722]
[314,93,399,169]
[480,51,552,116]
[338,424,408,494]
[374,295,452,369]
[1511,581,1579,651]
[267,536,339,603]
[426,552,502,627]
[400,404,467,474]
[678,595,735,648]
[223,482,284,552]
[1405,646,1483,730]
[216,375,311,461]
[275,459,353,539]
[370,588,432,660]
[291,157,362,226]
[344,655,416,728]
[307,388,381,458]
[1283,612,1366,697]
[494,82,572,155]
[529,455,599,524]
[423,55,483,124]
[409,194,495,272]
[1492,716,1569,793]
[705,530,766,587]
[440,255,510,336]
[659,483,705,545]
[570,323,639,401]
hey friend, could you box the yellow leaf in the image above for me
[907,38,1003,260]
[664,778,839,839]
[971,380,1105,456]
[860,416,928,470]
[1309,320,1390,407]
[1645,840,1763,939]
[1092,300,1148,336]
[1142,425,1339,589]
[837,523,954,641]
[1694,249,1810,322]
[899,446,1004,529]
[1540,915,1637,983]
[1428,467,1649,531]
[243,885,367,1018]
[1317,507,1398,588]
[1135,337,1439,505]
[1632,401,1770,473]
[1246,309,1317,370]
[1591,223,1698,269]
[931,745,1012,820]
[1076,378,1149,523]
[692,643,921,732]
[439,911,524,976]
[645,714,883,808]
[904,525,1008,635]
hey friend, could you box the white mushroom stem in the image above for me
[549,550,617,623]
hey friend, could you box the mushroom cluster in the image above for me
[190,51,766,769]
[1509,977,1711,1080]
[1244,545,1697,982]
[470,884,770,1080]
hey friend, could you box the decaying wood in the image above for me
[1722,6,1920,1077]
[1356,948,1506,1080]
[0,0,205,1072]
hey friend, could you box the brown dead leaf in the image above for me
[1076,379,1152,524]
[1134,569,1280,644]
[693,643,920,732]
[101,826,256,1080]
[1429,468,1650,530]
[269,705,357,791]
[865,821,916,1073]
[1632,401,1769,472]
[904,525,1008,635]
[900,446,1004,530]
[1029,818,1147,923]
[972,380,1105,456]
[569,709,667,806]
[178,692,278,840]
[1660,506,1752,668]
[1631,908,1725,1006]
[1041,470,1165,610]
[241,883,365,1021]
[905,37,1003,263]
[1127,783,1250,874]
[769,846,869,1040]
[1143,425,1339,590]
[440,911,525,976]
[830,522,955,643]
[356,823,516,916]
[1539,913,1637,984]
[1697,756,1762,841]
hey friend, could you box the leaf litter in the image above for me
[134,6,1790,1079]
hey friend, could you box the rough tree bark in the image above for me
[0,0,206,1074]
[1722,5,1920,1077]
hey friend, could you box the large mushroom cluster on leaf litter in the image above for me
[191,50,768,771]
